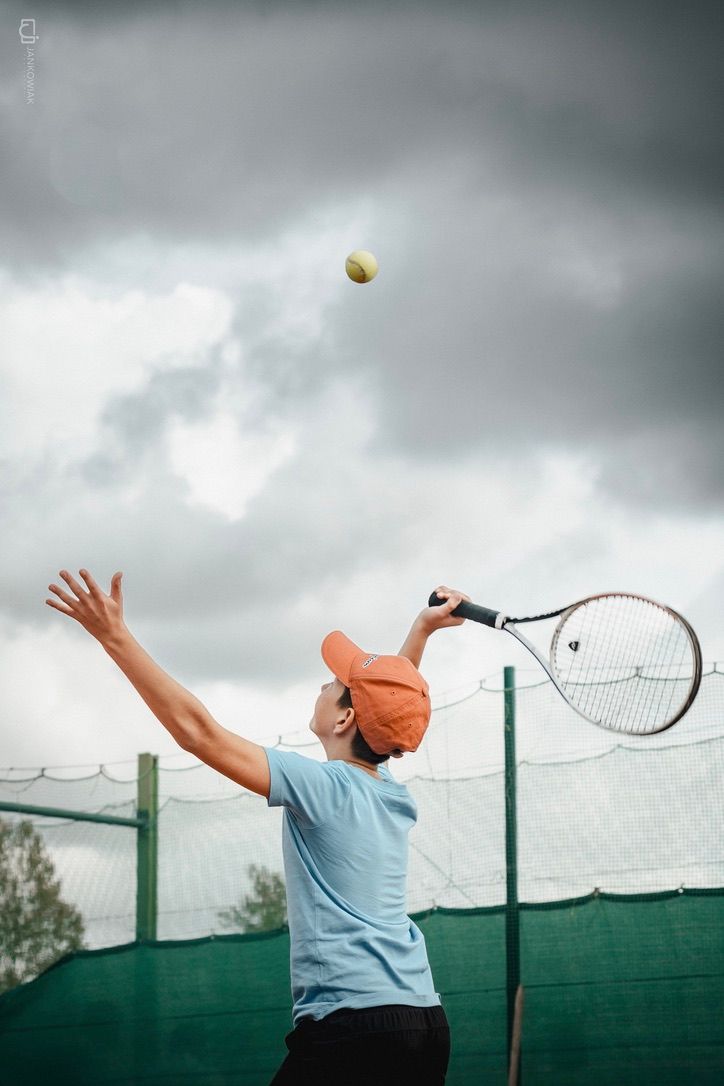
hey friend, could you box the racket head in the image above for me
[548,592,702,735]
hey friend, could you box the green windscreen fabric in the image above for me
[1,893,722,1085]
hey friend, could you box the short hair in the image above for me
[336,684,393,765]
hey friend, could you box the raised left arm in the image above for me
[46,568,270,797]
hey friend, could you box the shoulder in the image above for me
[265,749,350,827]
[266,748,346,778]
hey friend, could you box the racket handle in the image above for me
[427,591,504,628]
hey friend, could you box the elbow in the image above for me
[178,710,215,752]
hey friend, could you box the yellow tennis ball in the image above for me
[345,250,378,283]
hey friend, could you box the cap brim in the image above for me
[321,630,366,686]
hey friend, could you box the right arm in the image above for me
[397,585,471,668]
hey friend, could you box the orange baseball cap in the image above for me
[321,631,431,755]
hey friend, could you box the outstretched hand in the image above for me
[46,568,126,645]
[419,585,471,632]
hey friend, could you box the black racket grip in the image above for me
[427,591,502,628]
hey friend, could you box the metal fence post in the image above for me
[504,667,522,1084]
[136,752,158,941]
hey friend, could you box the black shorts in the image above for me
[269,1002,451,1085]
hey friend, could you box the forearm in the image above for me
[101,626,210,750]
[397,614,433,669]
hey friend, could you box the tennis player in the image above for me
[45,569,467,1085]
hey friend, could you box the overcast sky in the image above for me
[1,0,723,775]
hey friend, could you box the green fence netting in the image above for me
[1,668,722,1082]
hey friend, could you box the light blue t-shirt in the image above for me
[264,747,441,1026]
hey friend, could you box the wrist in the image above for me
[413,611,436,637]
[101,622,132,654]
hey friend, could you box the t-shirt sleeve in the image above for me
[264,748,350,828]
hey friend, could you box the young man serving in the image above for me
[45,569,469,1084]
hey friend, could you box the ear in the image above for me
[333,705,357,737]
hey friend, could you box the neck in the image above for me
[345,758,383,776]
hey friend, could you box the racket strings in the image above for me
[610,605,688,731]
[551,595,698,734]
[601,602,689,733]
[643,613,690,733]
[589,606,646,727]
[600,601,679,733]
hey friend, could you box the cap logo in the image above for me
[361,655,379,668]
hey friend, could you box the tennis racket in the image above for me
[428,590,702,735]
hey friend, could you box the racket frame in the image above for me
[429,590,702,735]
[544,592,702,733]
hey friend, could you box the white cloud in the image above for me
[165,408,297,521]
[0,275,234,463]
[65,198,378,348]
[0,617,166,769]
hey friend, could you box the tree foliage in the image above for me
[216,863,287,934]
[0,818,86,995]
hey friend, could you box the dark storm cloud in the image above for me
[4,1,721,257]
[2,0,723,512]
[327,195,724,509]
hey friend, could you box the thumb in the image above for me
[111,571,123,600]
[443,592,462,612]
